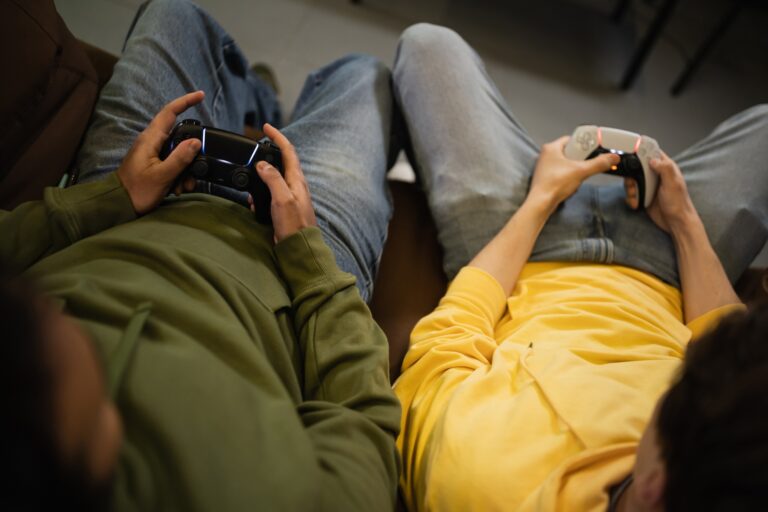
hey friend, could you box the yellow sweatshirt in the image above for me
[395,263,743,511]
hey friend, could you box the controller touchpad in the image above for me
[205,130,255,165]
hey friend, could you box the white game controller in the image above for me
[564,125,662,210]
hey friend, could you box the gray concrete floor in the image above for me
[55,0,768,264]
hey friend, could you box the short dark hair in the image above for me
[658,303,768,510]
[0,274,112,511]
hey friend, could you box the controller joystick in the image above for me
[231,168,250,189]
[564,125,661,210]
[160,119,284,223]
[189,160,208,178]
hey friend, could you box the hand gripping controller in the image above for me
[564,125,661,210]
[160,119,283,223]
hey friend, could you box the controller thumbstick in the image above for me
[189,159,208,178]
[232,168,250,189]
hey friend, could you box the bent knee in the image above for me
[744,104,768,126]
[143,0,203,23]
[343,53,389,77]
[397,23,466,59]
[334,53,391,89]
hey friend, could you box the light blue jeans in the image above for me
[74,0,400,302]
[393,24,768,287]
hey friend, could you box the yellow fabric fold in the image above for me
[395,262,736,511]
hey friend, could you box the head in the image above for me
[628,303,768,511]
[0,275,123,510]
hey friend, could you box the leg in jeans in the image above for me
[393,24,611,279]
[74,0,398,300]
[283,55,402,301]
[599,105,768,287]
[672,105,768,281]
[74,0,281,187]
[393,24,540,279]
[394,24,768,286]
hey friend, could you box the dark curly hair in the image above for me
[0,273,113,511]
[658,303,768,510]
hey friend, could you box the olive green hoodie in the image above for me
[0,173,400,511]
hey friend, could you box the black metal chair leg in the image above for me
[670,0,746,96]
[620,0,680,90]
[612,0,632,22]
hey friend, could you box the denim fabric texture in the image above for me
[73,0,401,302]
[393,23,768,287]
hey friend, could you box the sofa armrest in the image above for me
[0,1,107,209]
[79,40,118,89]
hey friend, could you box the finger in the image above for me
[262,123,303,182]
[552,135,571,153]
[183,176,196,193]
[623,177,638,196]
[155,138,200,180]
[541,136,570,156]
[247,193,256,213]
[581,152,621,178]
[624,177,639,209]
[140,91,205,156]
[148,91,205,135]
[649,154,677,179]
[256,161,293,203]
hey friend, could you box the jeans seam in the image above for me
[211,58,226,122]
[606,238,615,264]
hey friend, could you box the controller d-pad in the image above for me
[577,132,596,152]
[232,167,250,189]
[189,159,208,178]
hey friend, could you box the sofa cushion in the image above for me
[0,0,98,209]
[370,181,448,382]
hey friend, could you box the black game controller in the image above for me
[160,119,283,223]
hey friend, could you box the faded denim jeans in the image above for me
[393,23,768,287]
[74,0,401,301]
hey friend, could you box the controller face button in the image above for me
[232,168,250,189]
[576,131,594,152]
[190,159,209,178]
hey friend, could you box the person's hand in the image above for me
[624,151,697,234]
[253,123,317,242]
[116,91,204,215]
[526,136,620,215]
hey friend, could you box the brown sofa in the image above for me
[1,0,765,387]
